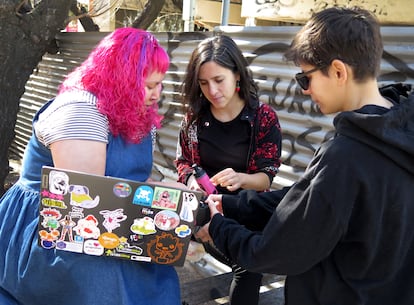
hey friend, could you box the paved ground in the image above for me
[176,241,232,305]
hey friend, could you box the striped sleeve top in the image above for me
[34,90,109,147]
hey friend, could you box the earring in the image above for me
[235,80,240,93]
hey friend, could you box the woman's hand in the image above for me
[212,168,270,192]
[211,168,244,192]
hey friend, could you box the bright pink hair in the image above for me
[59,28,170,143]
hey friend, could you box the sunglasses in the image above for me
[295,66,325,90]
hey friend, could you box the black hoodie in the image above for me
[209,83,414,305]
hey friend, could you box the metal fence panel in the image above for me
[11,26,414,189]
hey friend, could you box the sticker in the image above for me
[40,208,62,229]
[113,182,132,198]
[99,232,121,249]
[59,215,76,242]
[40,190,67,209]
[40,239,56,249]
[130,256,151,262]
[68,207,85,220]
[132,186,154,206]
[49,170,69,195]
[141,207,154,216]
[152,187,181,210]
[154,210,180,231]
[84,239,105,256]
[68,184,100,209]
[129,234,144,243]
[147,232,184,265]
[115,240,143,256]
[130,217,156,235]
[39,229,60,249]
[74,215,101,239]
[40,189,65,201]
[179,192,199,222]
[100,209,127,233]
[56,240,83,253]
[175,224,192,238]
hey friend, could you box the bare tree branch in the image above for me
[69,0,99,31]
[131,0,166,29]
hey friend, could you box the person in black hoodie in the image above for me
[195,6,414,305]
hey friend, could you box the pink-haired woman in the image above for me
[0,28,181,305]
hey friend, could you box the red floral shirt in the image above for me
[175,101,282,191]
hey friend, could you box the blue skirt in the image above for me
[0,181,181,305]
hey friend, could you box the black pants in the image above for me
[203,242,263,305]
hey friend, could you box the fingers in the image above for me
[206,194,222,203]
[211,168,240,191]
[206,198,224,215]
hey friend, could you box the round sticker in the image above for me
[113,182,132,198]
[154,210,180,231]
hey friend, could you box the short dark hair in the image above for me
[284,6,383,81]
[181,35,258,123]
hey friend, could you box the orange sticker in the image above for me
[146,232,184,265]
[98,232,120,249]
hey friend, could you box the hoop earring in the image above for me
[235,80,240,93]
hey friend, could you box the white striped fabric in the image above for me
[34,90,109,147]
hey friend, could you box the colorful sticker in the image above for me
[99,232,121,249]
[152,187,181,210]
[175,224,192,238]
[147,232,184,265]
[154,210,180,231]
[40,189,67,209]
[133,186,154,206]
[74,215,101,239]
[40,208,62,229]
[130,217,156,235]
[113,182,132,198]
[59,215,76,242]
[39,229,60,249]
[115,240,143,256]
[69,184,100,209]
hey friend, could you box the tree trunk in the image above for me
[0,0,169,195]
[70,1,100,31]
[0,0,72,196]
[132,0,166,29]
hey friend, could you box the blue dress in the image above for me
[0,100,181,305]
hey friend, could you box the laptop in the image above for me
[38,166,203,266]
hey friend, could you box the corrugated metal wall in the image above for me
[11,26,414,189]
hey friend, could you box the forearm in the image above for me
[239,171,271,191]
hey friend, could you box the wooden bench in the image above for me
[180,271,285,305]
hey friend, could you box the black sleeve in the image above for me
[221,186,291,231]
[209,141,354,275]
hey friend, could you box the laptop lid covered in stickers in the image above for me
[38,166,203,266]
